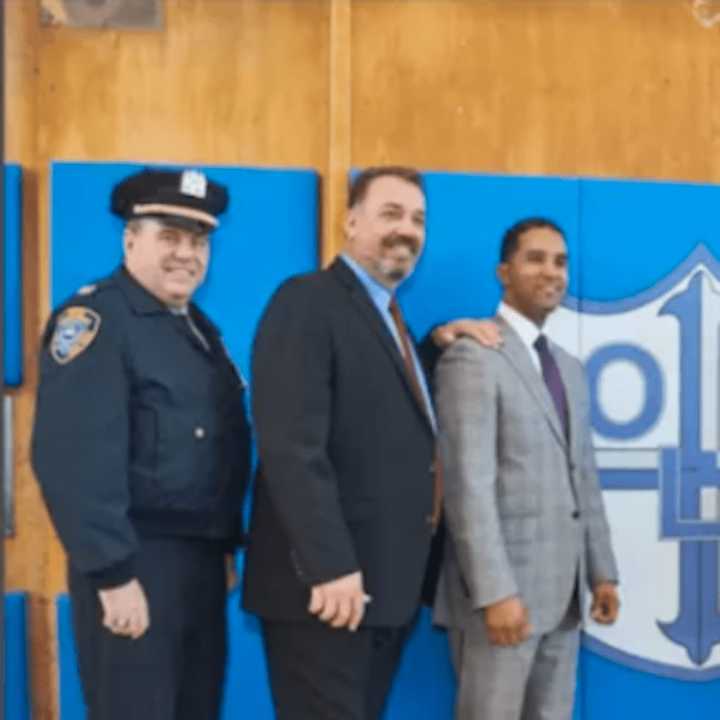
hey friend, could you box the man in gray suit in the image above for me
[434,217,620,720]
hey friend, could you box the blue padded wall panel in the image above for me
[51,162,319,378]
[384,609,455,720]
[4,164,23,386]
[579,650,720,720]
[577,179,720,302]
[5,592,30,720]
[221,558,274,718]
[57,595,86,720]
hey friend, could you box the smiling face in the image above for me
[123,218,210,307]
[344,174,426,289]
[497,225,568,326]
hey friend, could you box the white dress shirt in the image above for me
[497,301,543,374]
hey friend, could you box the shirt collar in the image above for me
[114,266,196,318]
[113,265,169,315]
[497,301,543,353]
[339,253,394,310]
[168,305,189,316]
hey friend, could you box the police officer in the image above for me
[32,168,251,720]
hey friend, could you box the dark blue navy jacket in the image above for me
[32,266,251,588]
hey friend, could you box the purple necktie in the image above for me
[534,334,569,439]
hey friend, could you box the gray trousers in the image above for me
[450,599,581,720]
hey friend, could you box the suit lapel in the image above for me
[496,317,567,450]
[328,258,434,433]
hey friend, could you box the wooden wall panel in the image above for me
[323,0,352,263]
[36,0,329,165]
[5,2,56,717]
[350,0,719,183]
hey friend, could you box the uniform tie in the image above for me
[171,306,210,352]
[388,297,443,529]
[534,334,569,439]
[185,313,210,352]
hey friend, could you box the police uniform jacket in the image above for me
[32,266,251,589]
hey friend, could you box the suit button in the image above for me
[571,510,581,519]
[429,462,435,474]
[194,426,206,439]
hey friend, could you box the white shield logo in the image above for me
[546,245,720,679]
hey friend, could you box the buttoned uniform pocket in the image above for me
[154,409,223,502]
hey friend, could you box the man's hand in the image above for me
[98,578,150,639]
[483,595,531,646]
[590,582,620,624]
[432,319,503,349]
[308,571,370,631]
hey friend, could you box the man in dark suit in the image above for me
[243,166,492,719]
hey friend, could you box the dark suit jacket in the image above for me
[243,258,436,627]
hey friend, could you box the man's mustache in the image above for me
[380,234,421,255]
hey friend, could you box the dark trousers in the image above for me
[68,537,227,720]
[261,619,409,720]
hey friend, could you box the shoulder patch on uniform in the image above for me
[50,306,101,365]
[76,284,97,296]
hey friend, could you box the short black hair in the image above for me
[348,166,424,208]
[499,217,565,263]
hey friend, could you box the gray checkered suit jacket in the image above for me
[434,319,618,634]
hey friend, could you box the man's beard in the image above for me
[378,233,421,283]
[382,265,410,282]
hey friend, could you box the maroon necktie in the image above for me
[388,298,443,529]
[534,334,569,439]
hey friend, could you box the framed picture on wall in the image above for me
[40,0,162,29]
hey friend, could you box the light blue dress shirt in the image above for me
[340,254,436,430]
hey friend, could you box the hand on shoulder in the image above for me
[432,318,503,350]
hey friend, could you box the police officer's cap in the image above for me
[111,168,229,234]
